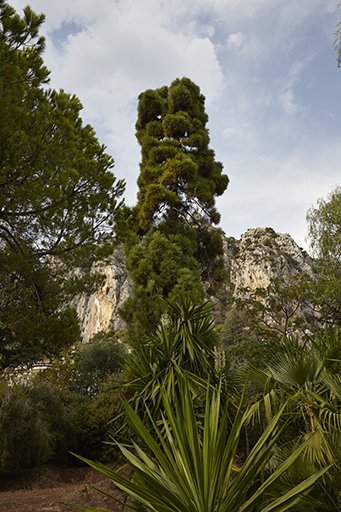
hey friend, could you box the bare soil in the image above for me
[0,462,129,512]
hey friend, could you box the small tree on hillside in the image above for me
[307,185,341,328]
[135,77,228,233]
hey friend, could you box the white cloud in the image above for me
[28,0,224,207]
[278,89,299,115]
[7,0,341,249]
[25,0,224,110]
[227,32,246,50]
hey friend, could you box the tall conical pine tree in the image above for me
[119,78,229,341]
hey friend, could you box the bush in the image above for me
[74,379,128,463]
[0,375,128,472]
[38,332,128,397]
[76,377,328,512]
[0,333,129,472]
[73,332,128,396]
[0,380,77,472]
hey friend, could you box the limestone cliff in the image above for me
[224,227,315,294]
[75,227,315,342]
[73,247,133,342]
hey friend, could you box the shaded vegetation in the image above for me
[0,0,125,367]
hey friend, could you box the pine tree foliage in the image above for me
[0,2,125,366]
[135,77,229,233]
[119,228,204,337]
[120,78,228,338]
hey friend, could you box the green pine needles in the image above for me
[135,77,228,232]
[120,78,229,339]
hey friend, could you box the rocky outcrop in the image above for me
[75,227,315,342]
[74,247,133,342]
[225,227,315,294]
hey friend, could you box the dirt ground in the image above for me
[0,462,129,512]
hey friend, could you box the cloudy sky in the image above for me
[10,0,341,251]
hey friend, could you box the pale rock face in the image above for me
[224,227,315,294]
[75,228,315,341]
[74,247,133,342]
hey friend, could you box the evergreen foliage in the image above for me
[0,1,125,366]
[120,78,228,338]
[38,332,128,397]
[218,308,268,373]
[121,293,219,422]
[73,378,329,512]
[246,328,341,510]
[135,77,228,232]
[0,380,77,471]
[233,275,315,342]
[120,228,204,337]
[71,332,127,396]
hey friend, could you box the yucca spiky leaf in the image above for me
[69,376,328,512]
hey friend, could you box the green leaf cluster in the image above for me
[120,78,228,340]
[120,229,204,338]
[306,186,341,327]
[135,77,228,232]
[72,378,328,512]
[0,379,78,471]
[234,275,317,342]
[121,294,219,421]
[0,1,125,366]
[246,328,341,509]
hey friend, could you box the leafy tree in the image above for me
[119,228,205,337]
[307,186,341,264]
[71,333,127,397]
[218,307,271,373]
[38,331,128,397]
[233,274,318,342]
[73,377,329,512]
[134,76,228,282]
[135,77,228,233]
[120,78,228,338]
[0,2,125,366]
[0,379,77,471]
[306,186,341,327]
[74,380,127,463]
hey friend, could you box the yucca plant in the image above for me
[69,377,328,512]
[120,293,232,422]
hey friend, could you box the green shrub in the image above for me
[0,380,77,472]
[39,333,128,398]
[72,333,128,396]
[74,381,127,463]
[75,377,328,512]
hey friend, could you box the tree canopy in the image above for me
[0,1,125,367]
[306,186,341,328]
[119,78,228,339]
[135,77,228,233]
